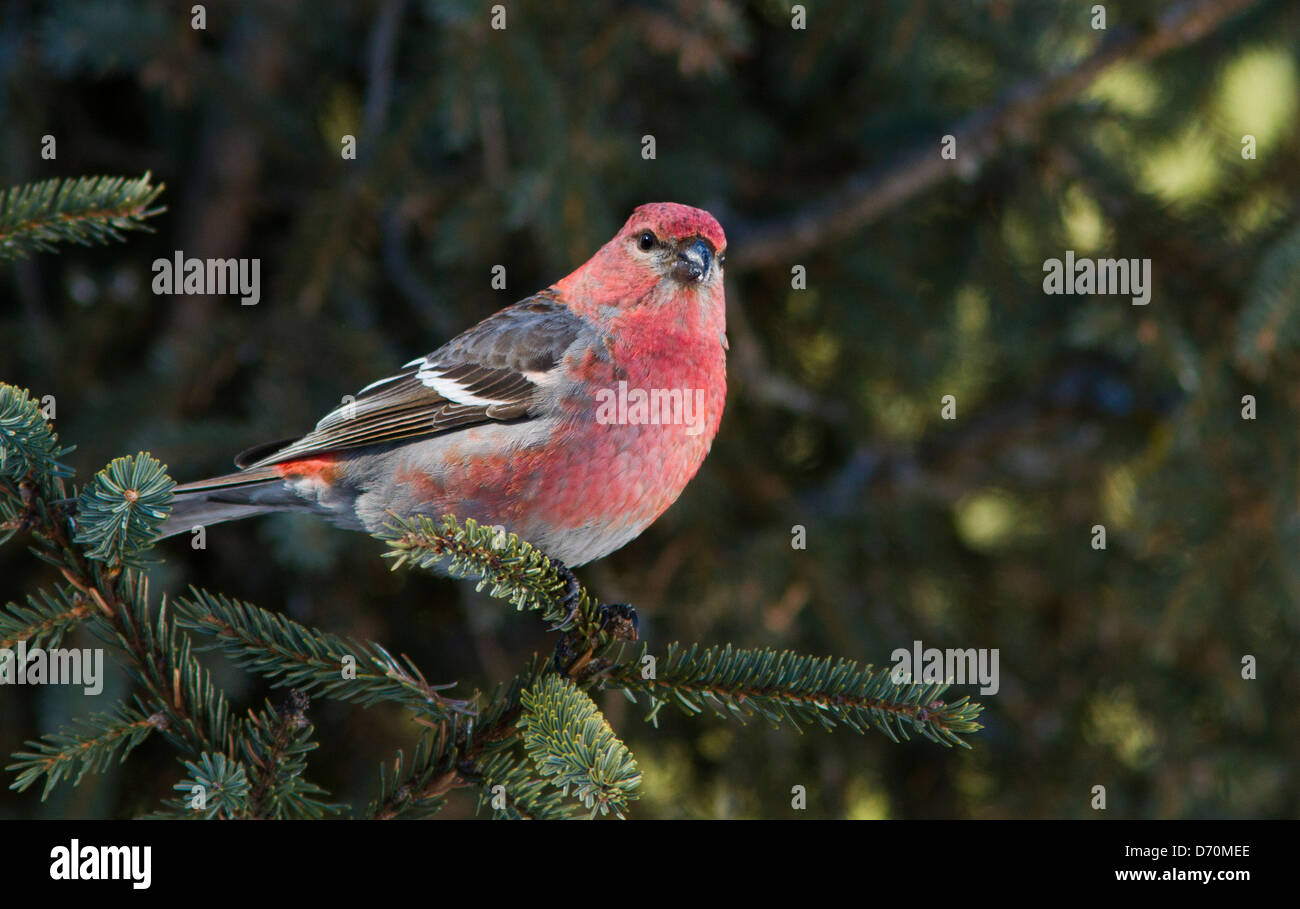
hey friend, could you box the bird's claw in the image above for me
[547,558,639,677]
[549,558,584,628]
[597,602,638,642]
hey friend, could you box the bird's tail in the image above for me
[155,468,304,539]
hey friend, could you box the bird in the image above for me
[157,202,728,570]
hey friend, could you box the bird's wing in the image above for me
[237,292,593,469]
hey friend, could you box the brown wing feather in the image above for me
[240,293,590,469]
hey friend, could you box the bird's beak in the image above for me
[674,238,713,283]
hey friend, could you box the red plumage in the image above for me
[161,202,728,567]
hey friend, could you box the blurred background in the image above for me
[2,0,1298,819]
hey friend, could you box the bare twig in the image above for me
[729,0,1262,271]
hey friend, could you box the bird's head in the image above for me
[556,202,728,315]
[618,202,727,289]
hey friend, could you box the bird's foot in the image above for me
[551,602,640,678]
[549,558,585,629]
[597,602,638,642]
[546,558,639,678]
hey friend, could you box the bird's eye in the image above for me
[637,231,656,251]
[718,252,727,268]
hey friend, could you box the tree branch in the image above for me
[729,0,1262,272]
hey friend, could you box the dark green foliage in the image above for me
[0,174,164,262]
[1,376,970,819]
[472,752,583,821]
[519,674,641,818]
[0,584,90,651]
[0,384,72,495]
[8,702,158,799]
[1235,221,1300,379]
[174,586,471,717]
[381,514,595,625]
[3,0,1295,819]
[165,752,251,820]
[73,453,174,565]
[611,643,982,747]
[236,693,340,819]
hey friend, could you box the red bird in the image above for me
[160,202,728,568]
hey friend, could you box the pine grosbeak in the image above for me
[159,202,728,568]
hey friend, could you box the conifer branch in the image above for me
[368,721,576,820]
[369,721,467,820]
[380,514,595,625]
[15,503,239,774]
[518,674,641,818]
[239,692,340,819]
[378,514,636,676]
[0,384,73,508]
[173,587,471,718]
[165,752,251,820]
[609,643,984,748]
[0,584,95,650]
[1235,220,1300,379]
[0,391,240,794]
[472,751,582,820]
[730,0,1261,271]
[367,659,580,820]
[0,173,164,262]
[99,571,239,760]
[73,453,175,567]
[3,371,985,818]
[7,703,161,800]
